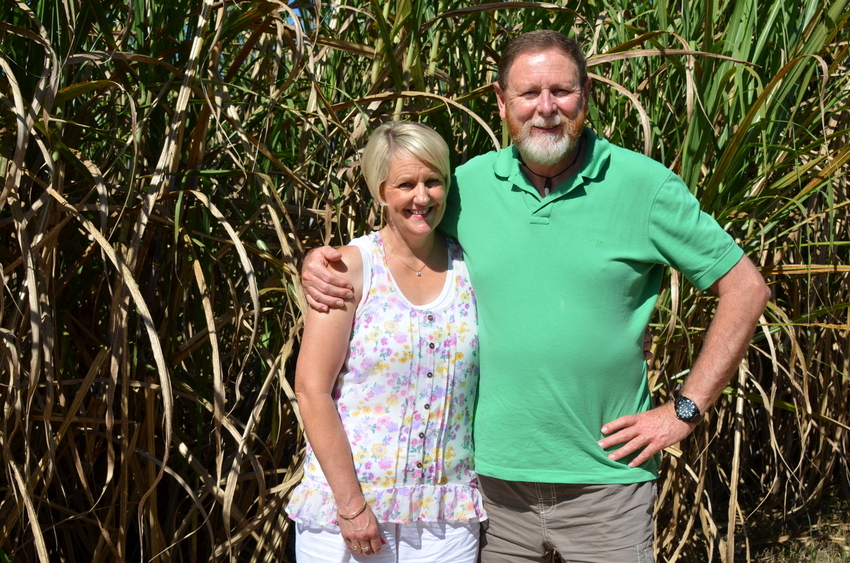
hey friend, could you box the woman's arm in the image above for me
[294,245,384,555]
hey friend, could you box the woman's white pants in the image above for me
[294,520,480,563]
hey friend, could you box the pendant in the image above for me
[416,271,422,277]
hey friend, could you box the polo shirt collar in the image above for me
[576,127,609,186]
[492,126,611,199]
[493,145,536,197]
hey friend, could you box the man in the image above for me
[302,30,770,563]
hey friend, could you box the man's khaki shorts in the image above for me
[479,476,655,563]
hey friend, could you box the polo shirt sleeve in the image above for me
[648,173,744,291]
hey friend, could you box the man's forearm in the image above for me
[679,256,770,412]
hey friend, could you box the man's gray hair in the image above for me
[497,30,588,90]
[360,121,450,206]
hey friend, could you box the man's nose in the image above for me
[537,90,556,115]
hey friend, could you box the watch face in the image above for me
[675,396,701,422]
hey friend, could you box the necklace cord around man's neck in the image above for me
[520,137,584,195]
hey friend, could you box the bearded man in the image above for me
[302,30,770,563]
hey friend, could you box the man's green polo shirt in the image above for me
[440,128,743,484]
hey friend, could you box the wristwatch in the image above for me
[674,396,703,424]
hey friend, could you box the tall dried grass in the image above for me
[0,1,848,561]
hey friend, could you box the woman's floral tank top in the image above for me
[286,231,486,525]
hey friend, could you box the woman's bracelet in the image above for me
[337,499,368,520]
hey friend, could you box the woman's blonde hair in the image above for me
[360,121,450,205]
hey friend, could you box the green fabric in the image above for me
[440,128,743,484]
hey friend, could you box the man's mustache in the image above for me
[529,116,563,129]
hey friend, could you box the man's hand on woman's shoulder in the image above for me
[302,246,353,312]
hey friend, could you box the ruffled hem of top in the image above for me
[286,482,487,526]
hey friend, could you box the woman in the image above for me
[286,121,485,562]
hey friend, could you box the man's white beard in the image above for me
[514,117,579,167]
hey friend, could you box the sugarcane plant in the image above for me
[0,0,847,561]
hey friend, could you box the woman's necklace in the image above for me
[383,232,437,277]
[520,137,584,196]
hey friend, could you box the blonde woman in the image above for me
[286,121,485,562]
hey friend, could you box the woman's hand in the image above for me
[339,503,383,556]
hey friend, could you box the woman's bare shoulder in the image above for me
[333,244,364,300]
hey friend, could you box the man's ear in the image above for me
[493,81,507,120]
[583,77,592,106]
